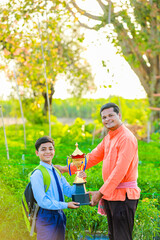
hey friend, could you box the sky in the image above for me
[53,29,146,99]
[53,0,147,100]
[0,0,147,100]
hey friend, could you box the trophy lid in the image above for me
[71,143,85,159]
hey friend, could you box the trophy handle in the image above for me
[67,156,72,176]
[83,155,87,171]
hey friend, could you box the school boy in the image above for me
[30,136,80,240]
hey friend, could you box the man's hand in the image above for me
[54,165,68,173]
[68,202,80,209]
[88,191,103,206]
[77,171,87,179]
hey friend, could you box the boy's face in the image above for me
[36,142,55,165]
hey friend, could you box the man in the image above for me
[57,103,140,240]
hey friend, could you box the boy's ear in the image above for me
[35,150,39,156]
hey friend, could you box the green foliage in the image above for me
[152,119,160,133]
[52,98,104,119]
[65,0,160,112]
[60,117,92,145]
[22,98,48,124]
[0,121,160,239]
[85,123,95,134]
[1,97,150,127]
[1,99,22,118]
[138,140,160,166]
[64,205,108,240]
[120,98,150,125]
[133,198,160,240]
[0,181,34,240]
[0,0,95,114]
[137,141,160,205]
[151,132,160,141]
[92,96,150,128]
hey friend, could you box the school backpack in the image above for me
[22,165,61,236]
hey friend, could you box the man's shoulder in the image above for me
[122,124,136,135]
[119,125,137,143]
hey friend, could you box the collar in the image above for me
[108,124,124,139]
[40,161,53,170]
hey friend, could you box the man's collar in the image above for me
[108,124,124,139]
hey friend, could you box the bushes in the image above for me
[64,205,108,240]
[134,198,160,240]
[0,180,35,240]
[2,97,150,125]
[0,121,160,239]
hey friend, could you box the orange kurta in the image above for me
[71,124,141,201]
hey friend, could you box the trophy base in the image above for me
[72,193,90,205]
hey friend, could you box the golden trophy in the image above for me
[67,143,90,205]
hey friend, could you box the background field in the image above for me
[0,107,160,239]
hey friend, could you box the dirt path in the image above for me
[0,117,93,127]
[0,117,24,127]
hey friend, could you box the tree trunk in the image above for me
[66,0,160,123]
[42,83,55,115]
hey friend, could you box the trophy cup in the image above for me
[67,143,90,205]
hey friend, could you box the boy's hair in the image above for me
[100,102,120,115]
[35,136,54,151]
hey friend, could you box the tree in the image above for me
[0,0,95,115]
[64,0,160,111]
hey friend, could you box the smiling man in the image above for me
[56,102,141,240]
[87,103,140,240]
[101,103,122,131]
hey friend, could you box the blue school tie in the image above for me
[52,167,64,202]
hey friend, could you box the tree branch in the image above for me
[65,0,159,100]
[69,0,102,21]
[130,64,150,96]
[112,22,151,95]
[77,20,96,30]
[66,3,95,29]
[114,18,150,75]
[96,0,107,12]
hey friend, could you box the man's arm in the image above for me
[55,139,105,174]
[54,165,68,173]
[54,165,87,179]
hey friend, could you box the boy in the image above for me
[30,136,80,240]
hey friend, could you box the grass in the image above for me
[0,122,160,239]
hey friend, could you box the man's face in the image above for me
[36,142,55,165]
[101,107,122,131]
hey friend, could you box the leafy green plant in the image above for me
[64,205,108,240]
[133,198,160,240]
[151,132,160,142]
[0,121,160,239]
[0,181,35,240]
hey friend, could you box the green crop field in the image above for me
[0,121,160,240]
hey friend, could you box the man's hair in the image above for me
[100,102,120,115]
[35,136,54,151]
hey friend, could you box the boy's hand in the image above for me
[68,202,80,209]
[54,165,68,173]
